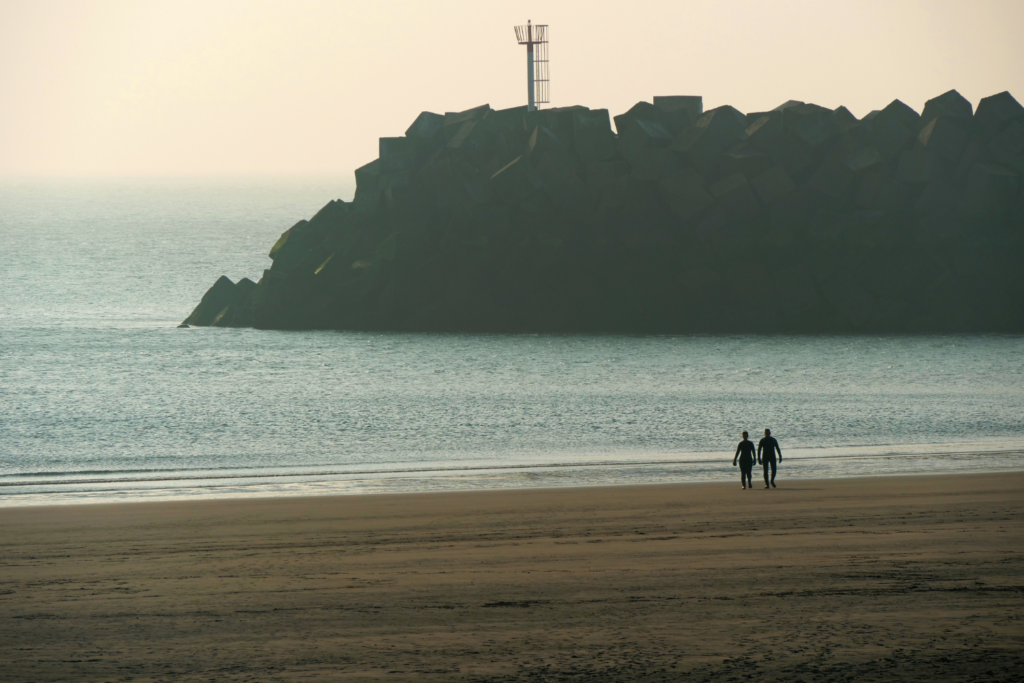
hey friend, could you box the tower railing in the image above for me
[514,21,549,111]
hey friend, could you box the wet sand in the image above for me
[2,472,1023,682]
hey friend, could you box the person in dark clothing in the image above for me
[733,431,756,489]
[758,429,782,489]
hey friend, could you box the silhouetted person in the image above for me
[758,428,782,489]
[733,431,756,489]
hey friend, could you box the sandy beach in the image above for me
[2,472,1023,682]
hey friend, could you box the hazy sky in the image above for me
[1,0,1022,181]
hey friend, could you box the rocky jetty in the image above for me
[184,90,1024,332]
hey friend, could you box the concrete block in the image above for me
[455,126,503,172]
[845,209,891,243]
[695,105,748,144]
[744,113,785,150]
[536,149,587,209]
[443,104,492,137]
[921,89,973,124]
[627,146,676,183]
[205,277,257,328]
[808,160,854,201]
[772,100,804,113]
[987,123,1024,175]
[772,269,823,317]
[429,157,493,212]
[914,203,966,242]
[378,136,416,172]
[791,112,839,150]
[631,117,675,146]
[675,106,746,148]
[857,245,941,301]
[319,222,365,266]
[832,106,859,130]
[744,113,813,176]
[710,172,761,220]
[184,275,235,325]
[750,166,796,205]
[594,175,629,211]
[767,187,819,235]
[653,95,703,118]
[421,156,458,209]
[484,106,529,134]
[381,175,434,230]
[744,111,772,128]
[768,144,814,179]
[819,275,875,328]
[477,136,520,179]
[308,198,350,232]
[916,117,969,162]
[183,276,256,327]
[657,168,714,222]
[655,167,712,224]
[1011,188,1024,227]
[791,103,833,117]
[819,131,866,165]
[515,185,559,223]
[613,101,669,135]
[693,203,728,241]
[526,106,581,141]
[526,125,567,163]
[405,111,445,141]
[671,106,747,179]
[490,155,544,202]
[470,204,511,235]
[572,108,617,163]
[615,221,676,252]
[613,186,677,250]
[974,91,1024,139]
[585,161,631,203]
[964,163,1019,214]
[653,96,703,132]
[448,120,496,156]
[780,103,833,140]
[616,118,673,167]
[854,172,911,211]
[378,168,410,195]
[915,180,961,214]
[879,99,921,131]
[859,113,913,161]
[353,159,382,214]
[895,149,948,185]
[843,146,884,174]
[721,144,771,179]
[482,107,531,161]
[671,128,721,178]
[954,139,997,182]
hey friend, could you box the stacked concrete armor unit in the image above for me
[184,90,1024,332]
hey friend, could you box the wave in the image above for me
[3,446,1022,490]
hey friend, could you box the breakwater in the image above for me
[184,91,1024,332]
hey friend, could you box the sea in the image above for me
[2,177,1023,507]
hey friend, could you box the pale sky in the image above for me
[1,0,1021,182]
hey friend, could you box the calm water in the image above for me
[2,179,1023,506]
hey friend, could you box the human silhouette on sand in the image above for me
[758,428,782,489]
[733,431,756,489]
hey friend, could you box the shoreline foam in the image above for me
[3,443,1022,508]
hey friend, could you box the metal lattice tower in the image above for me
[514,20,548,112]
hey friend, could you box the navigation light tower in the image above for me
[514,21,549,112]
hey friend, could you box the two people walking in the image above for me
[733,429,782,489]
